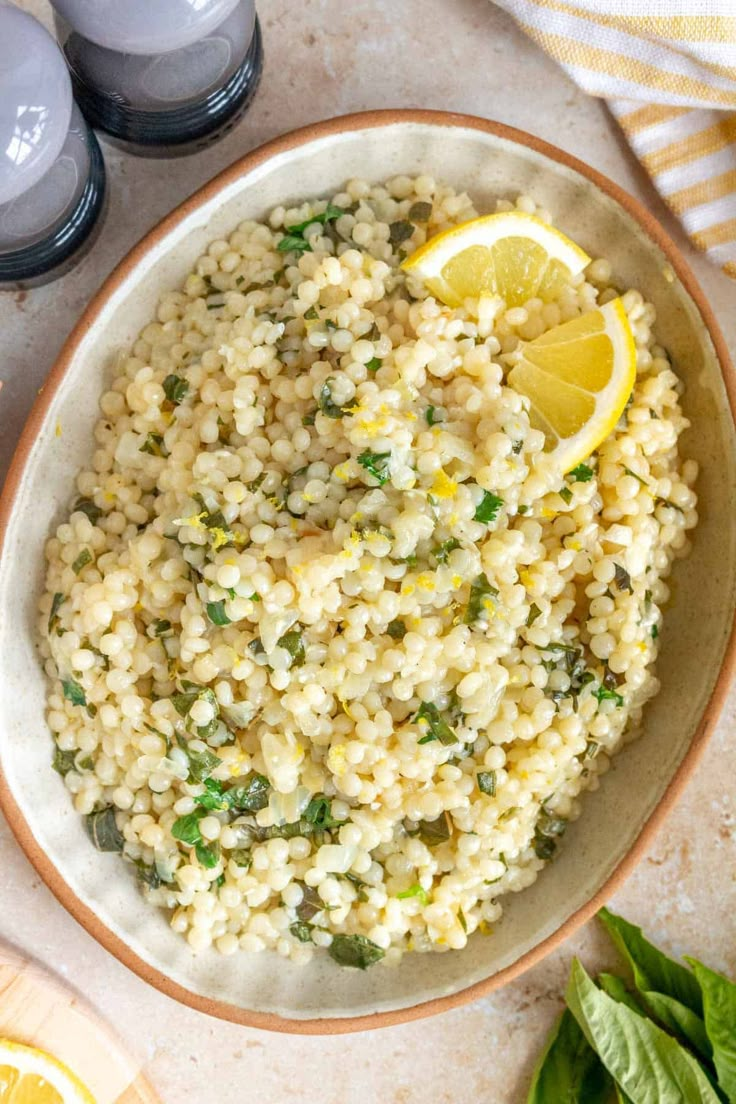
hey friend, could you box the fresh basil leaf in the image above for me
[526,1008,612,1104]
[71,548,92,575]
[566,958,720,1104]
[396,883,430,906]
[171,810,204,846]
[62,677,86,708]
[328,933,385,969]
[163,374,189,404]
[386,618,407,640]
[474,489,504,524]
[303,794,345,831]
[598,972,645,1014]
[296,883,324,922]
[357,449,391,486]
[286,203,344,234]
[464,572,499,624]
[195,841,220,869]
[593,685,624,708]
[277,233,312,255]
[290,920,314,943]
[206,600,231,626]
[226,773,270,813]
[416,811,451,847]
[477,770,496,796]
[687,958,736,1101]
[52,746,78,777]
[568,463,594,483]
[85,807,125,852]
[277,629,306,668]
[414,701,457,746]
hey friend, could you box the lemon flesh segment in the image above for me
[0,1042,95,1104]
[508,298,636,471]
[401,212,591,309]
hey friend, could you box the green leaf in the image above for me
[286,203,345,234]
[48,591,65,633]
[226,773,270,813]
[477,770,496,796]
[526,1008,612,1103]
[277,233,312,255]
[195,841,220,869]
[52,746,78,777]
[62,677,86,708]
[559,486,573,505]
[464,572,499,624]
[206,600,231,626]
[527,602,542,628]
[290,920,314,943]
[139,432,168,457]
[72,497,103,524]
[396,883,430,906]
[296,883,324,922]
[85,807,125,852]
[389,220,414,246]
[386,618,407,640]
[566,959,720,1104]
[415,811,451,847]
[277,629,306,668]
[593,685,624,708]
[229,849,252,870]
[623,465,649,487]
[365,357,382,373]
[614,563,633,593]
[171,810,204,846]
[533,810,567,861]
[357,449,391,486]
[474,489,504,524]
[414,701,457,746]
[425,405,442,426]
[72,548,92,575]
[303,795,345,831]
[568,463,594,483]
[598,972,645,1014]
[432,537,460,563]
[408,200,432,222]
[163,374,189,404]
[687,958,736,1101]
[318,378,349,419]
[328,933,385,969]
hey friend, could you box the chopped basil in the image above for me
[153,619,172,637]
[290,921,314,943]
[533,809,567,860]
[415,701,457,746]
[365,357,382,373]
[303,305,318,320]
[328,933,385,970]
[397,883,430,905]
[417,811,452,847]
[52,746,78,776]
[593,685,624,707]
[386,618,407,640]
[623,465,649,487]
[62,677,86,708]
[559,486,573,505]
[425,405,444,426]
[319,378,349,419]
[48,592,65,633]
[613,563,633,593]
[226,773,270,813]
[195,841,220,869]
[172,810,204,846]
[286,203,345,234]
[652,624,659,640]
[193,778,229,811]
[517,504,530,515]
[278,629,306,667]
[229,849,252,869]
[568,463,594,483]
[303,794,345,831]
[474,490,504,524]
[73,497,102,524]
[389,220,414,245]
[162,374,189,404]
[277,233,312,255]
[357,449,391,486]
[477,770,497,796]
[85,807,125,852]
[139,432,168,457]
[71,548,92,575]
[206,600,231,626]
[176,735,222,783]
[296,883,324,921]
[408,201,432,222]
[527,602,542,628]
[433,537,460,563]
[302,409,317,426]
[464,572,498,624]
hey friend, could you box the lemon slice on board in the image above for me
[0,1039,96,1104]
[400,211,591,307]
[508,298,636,472]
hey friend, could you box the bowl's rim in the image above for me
[1,108,735,1035]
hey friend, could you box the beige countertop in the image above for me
[2,2,735,1101]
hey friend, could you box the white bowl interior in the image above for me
[1,119,735,1024]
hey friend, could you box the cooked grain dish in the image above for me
[40,177,697,968]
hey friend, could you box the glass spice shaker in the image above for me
[50,0,263,157]
[0,2,106,289]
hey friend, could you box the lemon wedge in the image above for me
[508,298,636,472]
[0,1039,96,1104]
[400,211,590,307]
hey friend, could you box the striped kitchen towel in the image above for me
[491,1,736,277]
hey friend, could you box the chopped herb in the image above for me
[303,794,345,831]
[286,203,345,234]
[477,770,497,796]
[343,872,370,902]
[296,884,324,921]
[171,810,204,846]
[613,563,633,593]
[433,537,460,563]
[52,746,78,776]
[386,619,407,640]
[464,572,498,624]
[328,933,385,970]
[623,465,649,487]
[290,921,314,943]
[651,624,659,640]
[559,486,573,505]
[593,685,625,708]
[48,592,65,633]
[318,378,349,419]
[162,374,189,405]
[397,883,430,906]
[177,738,222,783]
[458,907,468,933]
[533,810,567,860]
[303,305,318,320]
[568,463,594,483]
[278,629,306,667]
[134,860,167,889]
[517,504,530,515]
[302,409,317,426]
[357,449,391,485]
[365,357,382,373]
[417,811,452,847]
[85,807,125,852]
[206,600,231,626]
[474,490,504,524]
[415,701,457,746]
[139,432,168,457]
[229,849,252,869]
[62,677,86,708]
[73,497,102,524]
[193,778,229,811]
[527,602,542,628]
[389,220,414,246]
[71,549,92,575]
[153,619,172,637]
[425,405,444,426]
[195,841,220,869]
[277,233,312,255]
[408,201,432,222]
[226,773,270,813]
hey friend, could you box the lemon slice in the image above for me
[400,211,591,307]
[0,1039,96,1104]
[508,298,636,472]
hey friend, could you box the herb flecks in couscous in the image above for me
[40,178,697,967]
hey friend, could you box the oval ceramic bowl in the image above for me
[1,111,735,1034]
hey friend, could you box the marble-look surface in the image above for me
[1,2,734,1101]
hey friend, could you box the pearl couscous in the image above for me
[40,177,697,969]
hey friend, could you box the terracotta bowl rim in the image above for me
[1,108,734,1035]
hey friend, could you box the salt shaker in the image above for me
[50,0,263,156]
[0,3,106,288]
